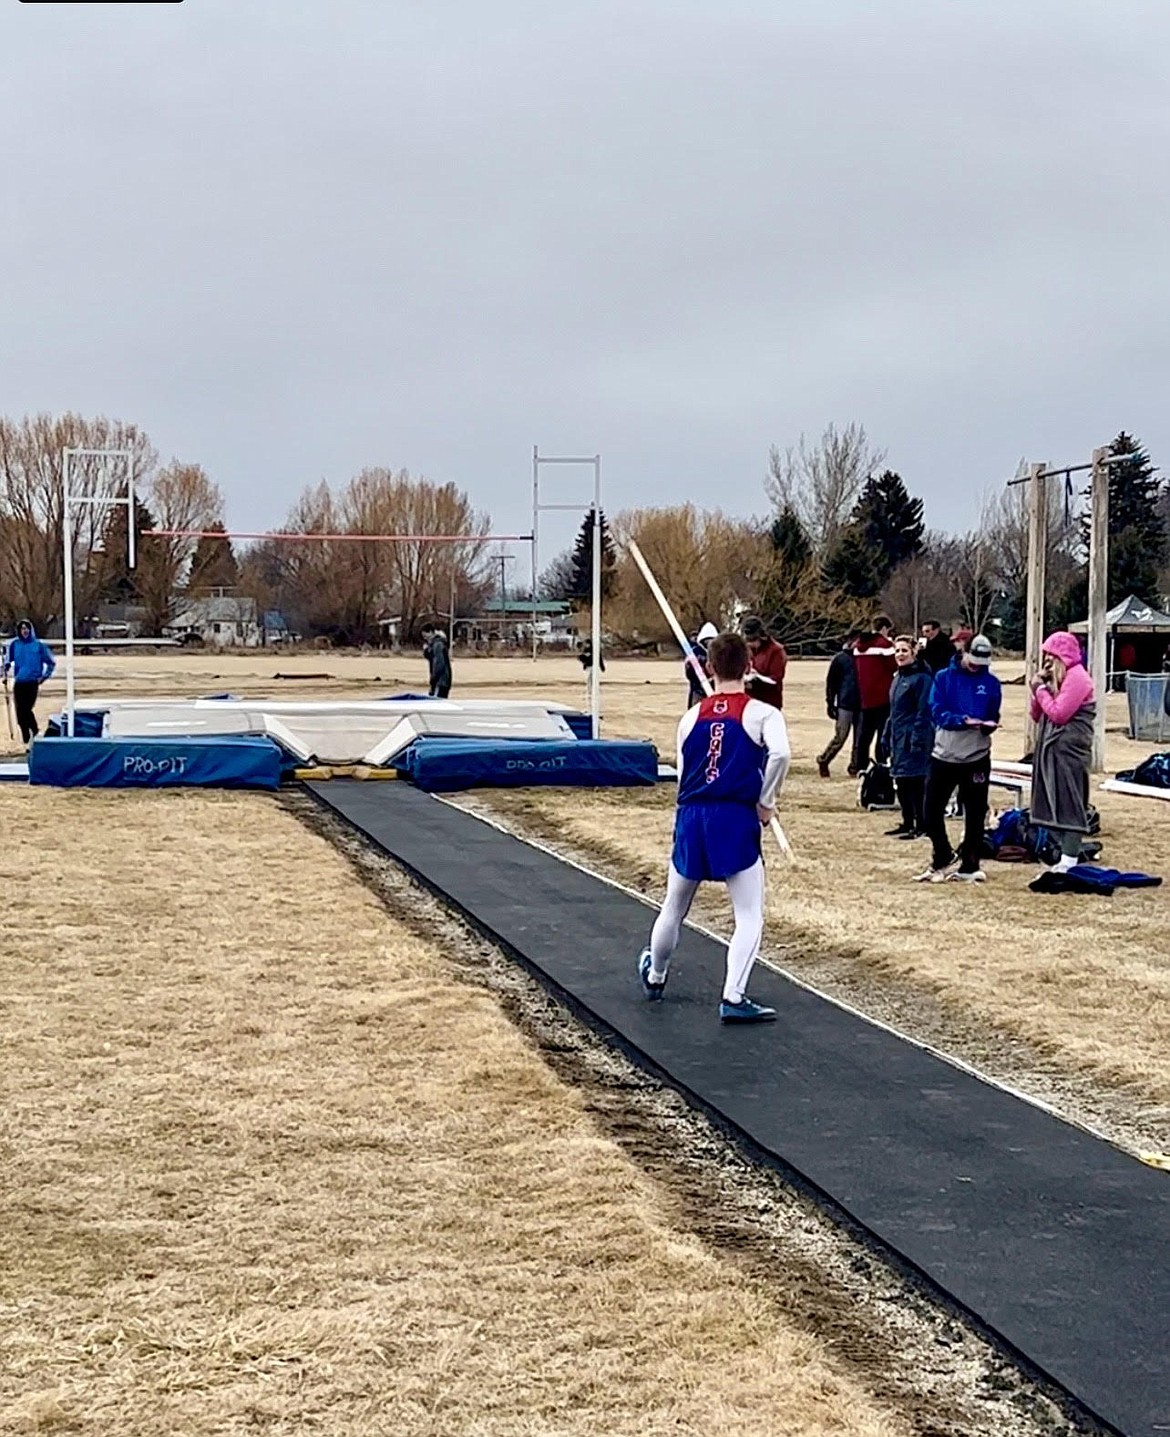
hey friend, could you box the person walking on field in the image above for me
[2,620,56,746]
[422,627,452,698]
[1029,631,1096,872]
[817,630,861,778]
[637,631,790,1025]
[916,634,1001,884]
[740,615,787,710]
[883,635,934,838]
[853,616,897,768]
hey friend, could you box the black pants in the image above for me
[429,682,451,699]
[855,704,890,769]
[12,680,40,743]
[895,775,925,833]
[924,756,990,873]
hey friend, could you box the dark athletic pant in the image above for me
[855,704,890,770]
[12,680,40,743]
[895,775,925,833]
[923,756,990,873]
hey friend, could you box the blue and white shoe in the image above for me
[719,997,777,1024]
[637,948,667,1001]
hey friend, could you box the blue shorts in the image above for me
[671,802,762,882]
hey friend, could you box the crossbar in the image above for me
[143,530,533,543]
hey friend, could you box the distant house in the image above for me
[166,596,262,648]
[473,598,575,645]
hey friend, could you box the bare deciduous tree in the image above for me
[608,506,768,642]
[765,422,885,558]
[136,462,225,632]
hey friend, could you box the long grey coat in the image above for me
[1030,702,1094,830]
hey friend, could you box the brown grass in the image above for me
[0,785,907,1437]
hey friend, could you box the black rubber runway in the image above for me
[311,780,1169,1437]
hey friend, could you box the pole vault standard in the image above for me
[627,540,795,863]
[62,447,136,738]
[531,449,604,739]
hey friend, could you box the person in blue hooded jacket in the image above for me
[3,620,56,744]
[915,634,1001,884]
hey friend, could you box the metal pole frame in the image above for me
[61,446,136,737]
[533,449,603,739]
[1088,446,1110,773]
[1023,461,1049,754]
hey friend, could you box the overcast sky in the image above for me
[2,0,1168,569]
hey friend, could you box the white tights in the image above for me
[647,860,765,1005]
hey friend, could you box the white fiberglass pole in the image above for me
[627,540,794,861]
[62,448,77,737]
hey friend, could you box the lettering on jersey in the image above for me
[705,721,725,784]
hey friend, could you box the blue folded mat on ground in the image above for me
[29,734,285,790]
[392,737,658,792]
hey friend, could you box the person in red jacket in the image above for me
[853,615,897,768]
[740,616,787,709]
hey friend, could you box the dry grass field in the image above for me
[0,784,916,1437]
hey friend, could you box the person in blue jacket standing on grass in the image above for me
[2,621,56,745]
[914,633,1002,885]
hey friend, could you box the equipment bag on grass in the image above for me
[858,762,897,811]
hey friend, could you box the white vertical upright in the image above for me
[62,448,77,735]
[60,446,136,738]
[590,455,602,740]
[1087,445,1109,773]
[531,446,540,662]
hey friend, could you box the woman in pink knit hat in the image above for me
[1029,631,1096,871]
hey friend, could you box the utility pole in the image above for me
[1087,446,1110,773]
[1023,461,1049,753]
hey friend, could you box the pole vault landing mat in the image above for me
[309,781,1169,1437]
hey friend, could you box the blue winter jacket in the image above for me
[929,656,1002,763]
[884,661,935,778]
[3,625,56,684]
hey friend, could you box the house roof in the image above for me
[481,599,571,615]
[168,596,258,628]
[1069,594,1170,634]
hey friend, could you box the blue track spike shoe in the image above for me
[719,997,777,1024]
[637,948,667,1001]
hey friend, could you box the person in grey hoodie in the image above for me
[2,620,56,744]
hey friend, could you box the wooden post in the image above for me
[1023,462,1048,753]
[1087,446,1110,772]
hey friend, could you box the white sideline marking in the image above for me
[435,794,1124,1152]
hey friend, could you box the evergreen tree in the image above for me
[188,521,240,593]
[768,504,812,570]
[1102,432,1164,603]
[853,470,925,575]
[568,509,617,602]
[96,498,159,604]
[821,523,885,599]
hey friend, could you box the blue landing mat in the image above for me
[30,734,284,790]
[309,780,1170,1437]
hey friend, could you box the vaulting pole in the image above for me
[627,540,794,862]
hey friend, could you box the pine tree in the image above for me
[1103,432,1164,603]
[188,521,240,593]
[821,523,885,599]
[569,509,617,602]
[768,504,812,570]
[96,498,158,604]
[853,470,925,576]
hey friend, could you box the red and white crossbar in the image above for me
[144,530,534,543]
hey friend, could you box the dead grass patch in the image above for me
[1,785,910,1437]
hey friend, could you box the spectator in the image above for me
[919,620,954,674]
[580,637,606,705]
[853,615,897,768]
[685,621,718,706]
[1029,631,1096,872]
[915,634,1002,884]
[883,634,934,838]
[422,627,452,698]
[816,630,861,778]
[2,620,56,745]
[740,616,787,710]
